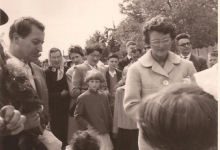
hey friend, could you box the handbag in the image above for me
[38,129,62,150]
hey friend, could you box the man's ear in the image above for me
[12,33,20,45]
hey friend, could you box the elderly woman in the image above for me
[123,15,197,150]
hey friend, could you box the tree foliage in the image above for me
[86,28,121,62]
[115,0,217,50]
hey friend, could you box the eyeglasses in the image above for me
[150,37,171,46]
[178,42,191,47]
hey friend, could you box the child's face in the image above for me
[88,80,100,91]
[208,55,218,67]
[108,58,118,70]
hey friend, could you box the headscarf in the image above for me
[48,48,66,81]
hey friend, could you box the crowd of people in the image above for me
[0,8,218,150]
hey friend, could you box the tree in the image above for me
[115,0,217,50]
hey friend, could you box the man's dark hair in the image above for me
[68,45,84,58]
[126,41,137,48]
[49,47,62,57]
[108,53,119,60]
[85,43,103,55]
[175,33,191,43]
[9,17,45,40]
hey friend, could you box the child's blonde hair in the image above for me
[139,83,217,150]
[84,70,105,83]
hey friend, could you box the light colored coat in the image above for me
[71,61,108,98]
[124,50,197,122]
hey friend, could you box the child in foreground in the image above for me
[74,70,113,150]
[66,130,100,150]
[139,83,217,150]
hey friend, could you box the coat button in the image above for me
[163,80,169,86]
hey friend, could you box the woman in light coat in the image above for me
[123,15,197,150]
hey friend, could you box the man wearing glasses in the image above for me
[175,33,207,72]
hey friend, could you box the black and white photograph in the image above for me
[0,0,218,150]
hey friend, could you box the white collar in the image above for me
[180,53,191,60]
[127,55,132,59]
[109,69,116,77]
[85,61,98,69]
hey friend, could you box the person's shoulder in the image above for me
[77,90,90,100]
[116,86,125,92]
[180,58,195,67]
[64,66,69,71]
[30,62,44,73]
[115,68,122,74]
[191,54,206,61]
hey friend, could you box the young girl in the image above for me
[113,66,138,150]
[74,70,113,150]
[138,83,217,150]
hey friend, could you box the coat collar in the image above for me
[139,50,181,78]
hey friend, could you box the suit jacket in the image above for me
[30,63,49,116]
[71,61,108,98]
[117,56,131,71]
[124,50,197,122]
[189,54,207,72]
[105,68,122,90]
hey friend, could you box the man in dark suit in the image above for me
[117,41,137,71]
[176,33,208,72]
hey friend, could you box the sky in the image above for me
[0,0,126,60]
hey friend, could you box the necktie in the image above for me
[183,56,187,59]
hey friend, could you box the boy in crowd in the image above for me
[105,53,122,113]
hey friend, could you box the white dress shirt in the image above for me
[180,53,191,60]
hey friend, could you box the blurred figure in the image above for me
[113,66,138,150]
[42,59,49,70]
[192,63,218,100]
[117,41,137,71]
[67,45,84,68]
[66,45,84,142]
[139,83,217,150]
[208,51,218,67]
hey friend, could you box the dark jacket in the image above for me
[105,68,122,90]
[189,54,208,72]
[117,56,132,71]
